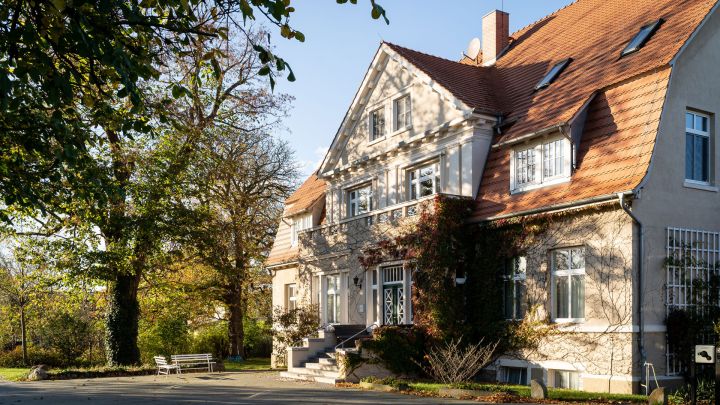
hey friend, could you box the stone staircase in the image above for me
[280,324,370,384]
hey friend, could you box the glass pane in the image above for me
[419,166,434,178]
[694,135,705,181]
[570,248,584,269]
[515,281,526,320]
[556,276,569,319]
[504,280,514,319]
[372,289,377,322]
[569,372,579,390]
[686,133,695,180]
[571,275,585,319]
[686,113,694,130]
[555,371,568,388]
[420,178,433,197]
[696,115,707,132]
[701,136,709,182]
[554,250,569,271]
[515,256,527,277]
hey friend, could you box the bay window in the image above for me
[552,247,585,322]
[408,162,439,200]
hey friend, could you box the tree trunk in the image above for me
[227,288,245,359]
[105,273,141,365]
[20,305,27,366]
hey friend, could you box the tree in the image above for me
[0,0,387,366]
[181,126,297,358]
[0,243,44,366]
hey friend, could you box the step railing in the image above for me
[334,324,377,351]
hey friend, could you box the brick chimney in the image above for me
[482,10,510,65]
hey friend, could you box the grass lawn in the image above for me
[0,368,29,381]
[224,358,272,371]
[405,381,648,403]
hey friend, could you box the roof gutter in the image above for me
[617,192,647,394]
[469,192,626,223]
[492,123,567,149]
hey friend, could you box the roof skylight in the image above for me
[535,58,572,90]
[621,19,664,57]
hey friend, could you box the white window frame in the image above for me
[685,110,711,185]
[503,257,527,321]
[501,366,529,385]
[510,136,571,193]
[393,94,412,133]
[407,161,440,201]
[291,213,312,247]
[347,183,373,217]
[286,283,297,311]
[551,247,586,323]
[552,369,581,390]
[369,107,386,142]
[325,274,341,324]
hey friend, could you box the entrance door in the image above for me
[383,285,404,325]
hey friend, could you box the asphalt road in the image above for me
[0,371,481,404]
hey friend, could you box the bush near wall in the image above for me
[360,325,428,375]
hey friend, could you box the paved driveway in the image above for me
[0,371,480,404]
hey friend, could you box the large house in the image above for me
[266,0,720,394]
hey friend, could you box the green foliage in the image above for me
[0,346,64,368]
[670,379,716,405]
[40,312,92,364]
[138,313,191,364]
[243,319,272,358]
[360,326,427,375]
[189,322,229,362]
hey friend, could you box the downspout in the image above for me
[618,192,646,391]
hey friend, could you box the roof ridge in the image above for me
[509,0,583,40]
[383,41,483,69]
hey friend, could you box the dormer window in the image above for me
[370,108,385,141]
[393,95,412,131]
[291,213,312,247]
[348,184,372,217]
[535,58,572,90]
[511,137,571,193]
[621,19,664,57]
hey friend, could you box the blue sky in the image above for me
[270,0,575,177]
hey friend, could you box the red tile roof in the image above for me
[384,0,715,220]
[284,173,326,216]
[385,43,504,115]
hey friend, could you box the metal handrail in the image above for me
[334,324,377,351]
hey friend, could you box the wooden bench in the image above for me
[171,353,217,373]
[154,356,180,375]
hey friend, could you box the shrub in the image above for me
[0,346,65,368]
[138,314,191,363]
[360,325,427,375]
[190,322,229,361]
[39,312,93,364]
[271,305,319,367]
[243,319,271,358]
[416,337,498,384]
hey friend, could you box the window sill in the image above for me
[553,318,585,325]
[511,176,571,194]
[391,125,412,137]
[683,180,718,192]
[368,136,386,146]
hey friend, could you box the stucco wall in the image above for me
[633,5,720,376]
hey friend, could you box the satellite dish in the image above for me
[465,37,481,60]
